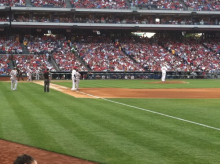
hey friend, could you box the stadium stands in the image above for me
[70,0,128,9]
[0,0,220,80]
[31,0,66,8]
[0,54,10,75]
[14,54,56,74]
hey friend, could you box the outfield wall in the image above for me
[51,71,220,80]
[0,76,28,81]
[1,71,219,81]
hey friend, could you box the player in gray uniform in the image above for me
[10,67,18,90]
[35,69,40,80]
[75,69,81,90]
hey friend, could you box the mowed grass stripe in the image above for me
[78,100,219,164]
[22,88,105,160]
[42,81,220,163]
[13,83,135,162]
[115,99,220,129]
[1,81,220,164]
[33,89,137,162]
[0,82,35,142]
[0,82,23,138]
[1,83,66,154]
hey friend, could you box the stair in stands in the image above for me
[21,44,29,54]
[65,0,72,8]
[73,51,92,71]
[50,56,61,71]
[25,0,32,7]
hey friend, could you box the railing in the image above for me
[50,71,220,80]
[1,71,219,81]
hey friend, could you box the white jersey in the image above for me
[27,68,32,76]
[72,69,76,79]
[10,70,17,80]
[75,72,81,80]
[35,69,40,74]
[161,66,167,73]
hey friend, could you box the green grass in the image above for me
[54,79,220,89]
[0,80,220,164]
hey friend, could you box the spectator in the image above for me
[13,154,37,164]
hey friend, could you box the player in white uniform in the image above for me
[75,69,81,90]
[161,64,167,82]
[71,67,76,90]
[10,67,18,90]
[27,67,32,81]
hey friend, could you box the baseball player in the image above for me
[71,67,77,90]
[27,67,32,81]
[17,67,24,81]
[10,67,18,90]
[43,68,50,92]
[75,69,81,90]
[35,68,40,80]
[161,64,167,82]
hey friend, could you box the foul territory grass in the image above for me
[0,80,220,164]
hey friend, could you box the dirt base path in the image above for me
[0,140,97,164]
[34,81,220,99]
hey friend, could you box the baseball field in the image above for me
[0,79,220,164]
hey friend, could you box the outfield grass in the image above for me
[0,79,220,164]
[54,79,220,89]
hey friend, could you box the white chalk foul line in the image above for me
[50,86,63,91]
[76,90,220,131]
[33,81,68,90]
[51,84,68,89]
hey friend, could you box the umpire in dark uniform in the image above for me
[17,67,24,81]
[43,68,50,92]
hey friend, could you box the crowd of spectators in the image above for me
[1,34,220,75]
[31,0,66,8]
[0,0,219,11]
[70,0,128,9]
[0,0,25,6]
[135,0,184,10]
[184,0,220,11]
[14,54,55,76]
[24,34,87,72]
[130,0,220,11]
[25,34,68,55]
[75,36,144,71]
[0,54,10,75]
[202,38,220,54]
[121,37,184,72]
[0,17,9,22]
[53,51,87,72]
[13,15,74,23]
[162,36,220,72]
[14,15,51,22]
[0,36,22,54]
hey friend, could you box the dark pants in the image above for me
[44,79,50,92]
[18,73,24,81]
